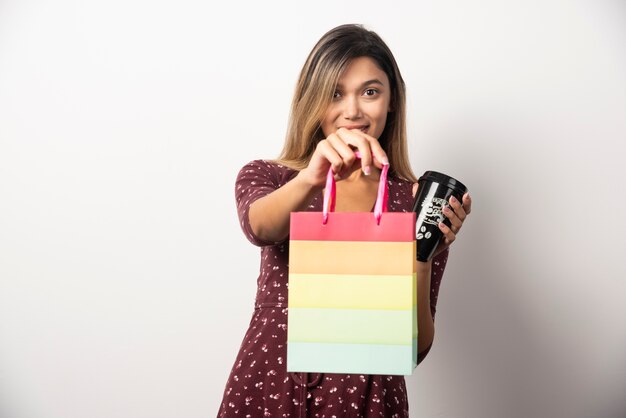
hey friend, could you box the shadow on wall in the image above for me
[407,126,612,417]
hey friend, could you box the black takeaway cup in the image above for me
[411,171,468,262]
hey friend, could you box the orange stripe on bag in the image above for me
[289,239,415,275]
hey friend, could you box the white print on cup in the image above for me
[420,197,448,227]
[416,225,432,240]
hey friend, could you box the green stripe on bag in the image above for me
[287,307,414,345]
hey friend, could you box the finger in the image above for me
[315,139,345,177]
[412,182,419,198]
[359,131,389,168]
[442,205,462,233]
[462,192,472,215]
[338,128,388,169]
[438,222,456,245]
[448,195,467,221]
[326,132,357,163]
[325,133,357,177]
[335,128,373,175]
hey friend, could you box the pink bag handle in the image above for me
[322,152,389,225]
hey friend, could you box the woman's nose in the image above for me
[342,96,362,120]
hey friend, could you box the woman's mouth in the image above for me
[341,125,369,134]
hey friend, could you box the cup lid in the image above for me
[419,170,468,194]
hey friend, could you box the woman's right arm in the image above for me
[248,170,322,243]
[249,128,388,243]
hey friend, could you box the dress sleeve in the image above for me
[234,160,286,247]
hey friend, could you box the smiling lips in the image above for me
[339,125,369,134]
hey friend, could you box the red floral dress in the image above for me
[217,160,448,418]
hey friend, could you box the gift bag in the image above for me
[287,162,418,376]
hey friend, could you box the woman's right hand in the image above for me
[248,128,388,243]
[299,128,389,187]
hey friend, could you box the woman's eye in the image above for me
[364,88,378,96]
[332,91,341,99]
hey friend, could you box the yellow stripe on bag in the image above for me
[289,240,415,275]
[288,273,417,310]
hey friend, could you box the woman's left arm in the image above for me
[416,259,435,357]
[413,184,472,359]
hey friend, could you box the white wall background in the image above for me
[1,0,625,417]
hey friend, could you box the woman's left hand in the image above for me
[433,192,472,256]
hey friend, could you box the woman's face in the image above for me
[320,56,392,140]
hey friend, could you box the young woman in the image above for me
[218,23,472,417]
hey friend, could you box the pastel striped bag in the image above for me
[287,161,418,375]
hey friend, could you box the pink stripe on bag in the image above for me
[291,212,415,242]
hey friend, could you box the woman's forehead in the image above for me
[336,57,390,86]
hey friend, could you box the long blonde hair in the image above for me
[276,24,416,182]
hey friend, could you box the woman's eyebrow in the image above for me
[336,79,385,89]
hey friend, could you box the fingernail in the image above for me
[449,196,458,204]
[381,157,389,165]
[363,165,371,175]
